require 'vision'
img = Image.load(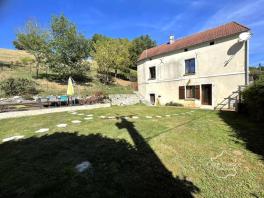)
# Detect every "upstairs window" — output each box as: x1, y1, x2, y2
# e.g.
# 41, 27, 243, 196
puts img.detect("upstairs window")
149, 66, 156, 80
185, 58, 195, 75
